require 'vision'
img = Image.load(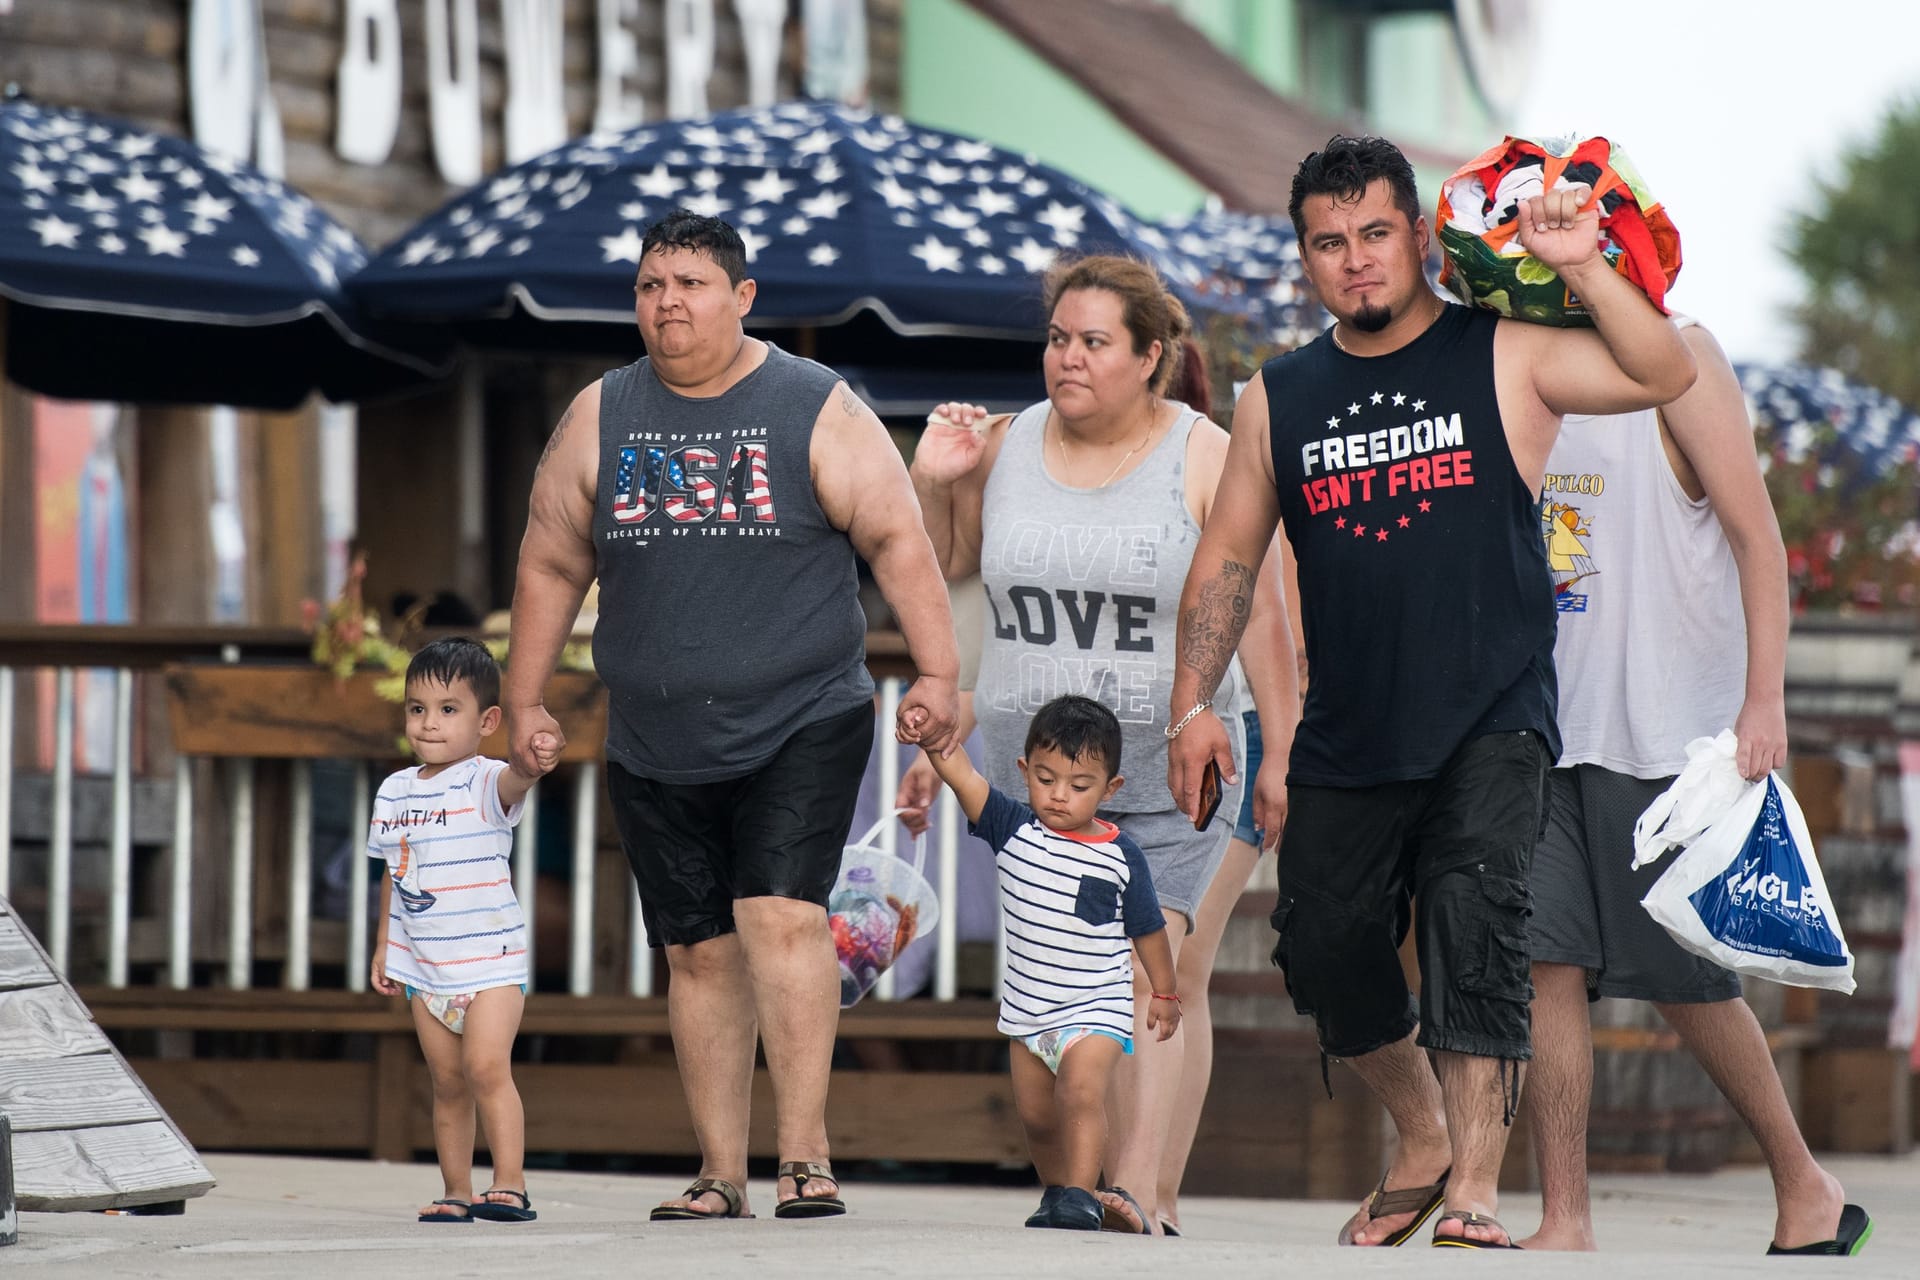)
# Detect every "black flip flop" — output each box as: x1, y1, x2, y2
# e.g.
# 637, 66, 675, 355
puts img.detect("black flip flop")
1431, 1210, 1522, 1249
1160, 1219, 1182, 1238
469, 1188, 537, 1222
1767, 1203, 1873, 1256
416, 1198, 472, 1223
